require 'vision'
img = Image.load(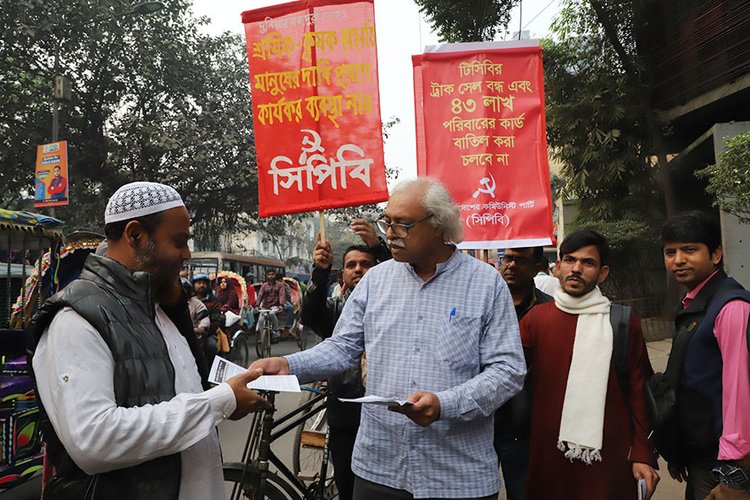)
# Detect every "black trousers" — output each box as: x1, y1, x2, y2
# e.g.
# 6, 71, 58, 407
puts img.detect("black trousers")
329, 427, 357, 500
352, 476, 498, 500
